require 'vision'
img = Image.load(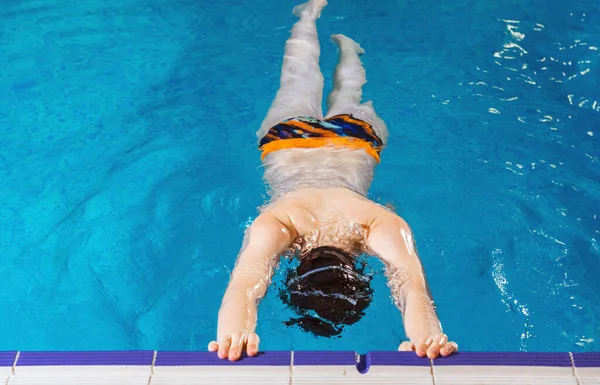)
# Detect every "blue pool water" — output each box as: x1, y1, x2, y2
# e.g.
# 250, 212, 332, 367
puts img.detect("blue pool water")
1, 0, 599, 354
